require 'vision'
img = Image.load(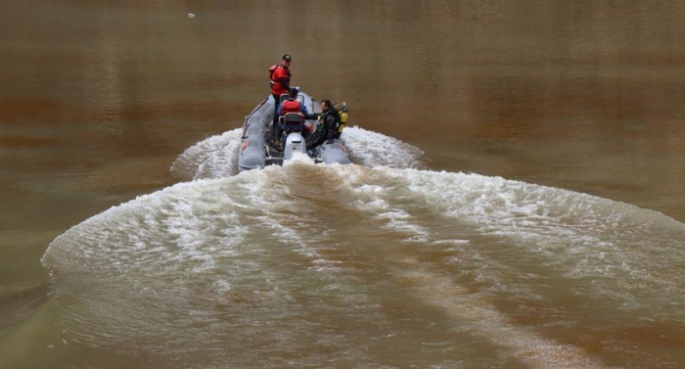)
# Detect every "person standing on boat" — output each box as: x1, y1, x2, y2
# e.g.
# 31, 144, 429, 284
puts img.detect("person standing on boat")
269, 54, 292, 126
306, 99, 342, 151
